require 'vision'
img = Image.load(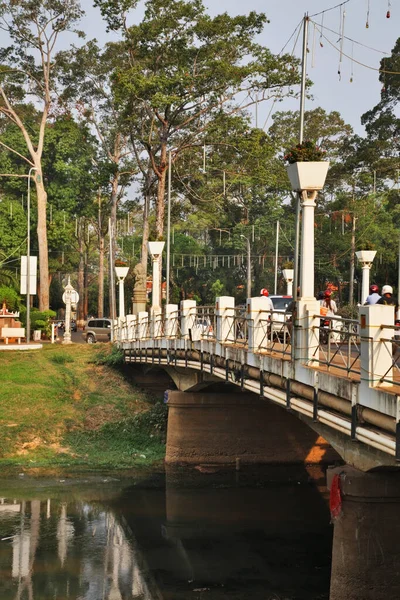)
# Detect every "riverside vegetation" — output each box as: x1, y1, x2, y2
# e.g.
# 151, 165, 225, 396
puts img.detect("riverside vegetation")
0, 345, 168, 471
